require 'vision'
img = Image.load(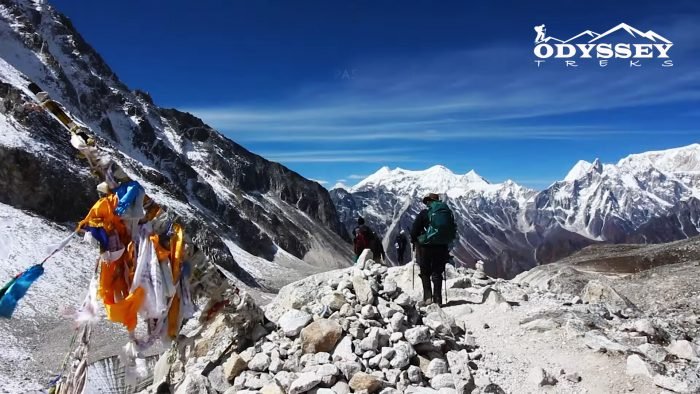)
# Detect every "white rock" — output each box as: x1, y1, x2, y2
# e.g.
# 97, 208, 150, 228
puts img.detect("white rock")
360, 327, 381, 351
666, 340, 698, 360
405, 326, 431, 345
653, 375, 691, 393
407, 365, 423, 384
331, 380, 351, 394
353, 275, 376, 305
395, 293, 412, 307
274, 371, 297, 391
336, 360, 363, 380
430, 374, 455, 390
390, 332, 404, 342
333, 336, 358, 362
279, 309, 313, 337
426, 358, 448, 379
288, 372, 322, 394
391, 342, 416, 369
322, 292, 347, 311
381, 347, 396, 359
521, 318, 560, 332
362, 305, 380, 319
249, 353, 271, 372
626, 355, 654, 378
527, 367, 557, 387
637, 343, 668, 363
